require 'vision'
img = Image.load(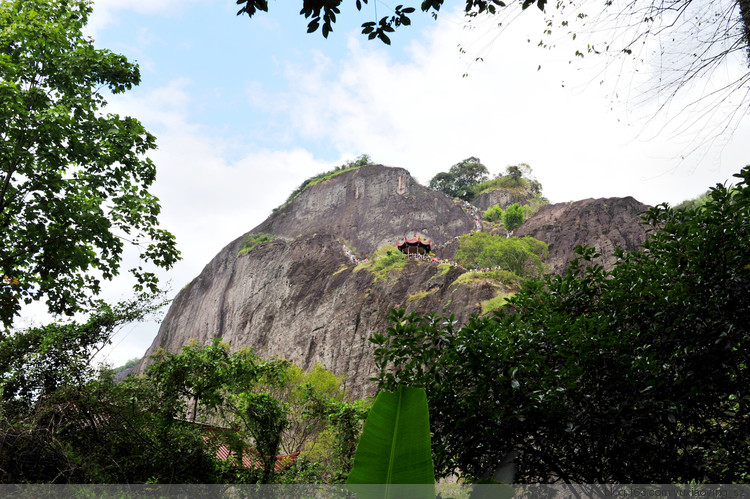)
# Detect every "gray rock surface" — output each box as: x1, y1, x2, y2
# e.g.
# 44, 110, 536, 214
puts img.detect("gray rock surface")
472, 184, 536, 211
515, 196, 650, 273
138, 233, 501, 397
254, 164, 476, 254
